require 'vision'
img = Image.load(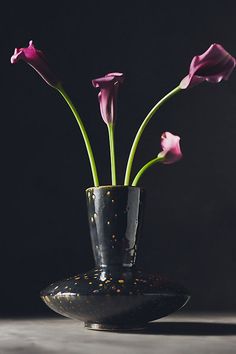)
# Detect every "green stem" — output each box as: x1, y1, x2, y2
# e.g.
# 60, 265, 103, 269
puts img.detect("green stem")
124, 85, 181, 185
57, 84, 99, 187
108, 124, 117, 185
132, 156, 164, 186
